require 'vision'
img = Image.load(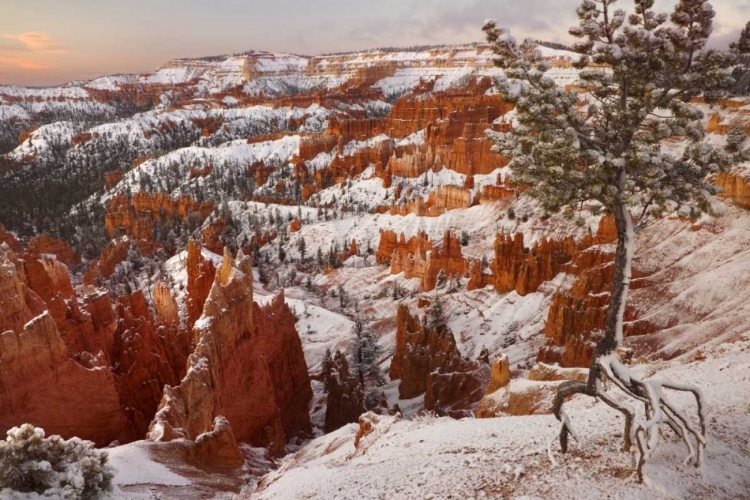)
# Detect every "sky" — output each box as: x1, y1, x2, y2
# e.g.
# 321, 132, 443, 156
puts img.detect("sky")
2, 0, 749, 86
